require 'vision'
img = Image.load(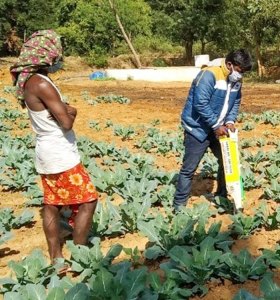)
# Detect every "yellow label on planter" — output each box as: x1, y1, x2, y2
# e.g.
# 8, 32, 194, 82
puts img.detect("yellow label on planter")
220, 130, 243, 209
